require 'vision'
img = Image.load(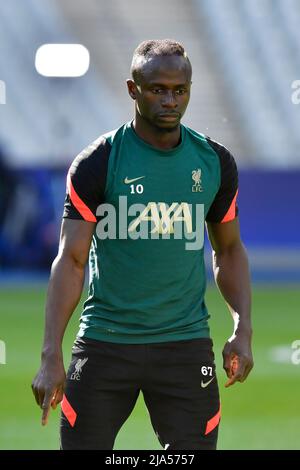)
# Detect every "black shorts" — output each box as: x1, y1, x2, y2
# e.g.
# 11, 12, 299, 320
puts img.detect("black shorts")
60, 337, 220, 450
